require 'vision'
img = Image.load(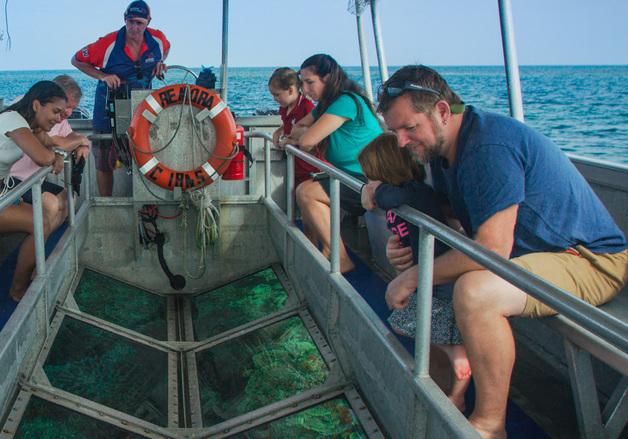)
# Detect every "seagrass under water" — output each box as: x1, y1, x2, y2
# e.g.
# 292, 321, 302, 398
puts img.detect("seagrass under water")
15, 396, 146, 439
74, 269, 168, 339
11, 267, 368, 437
